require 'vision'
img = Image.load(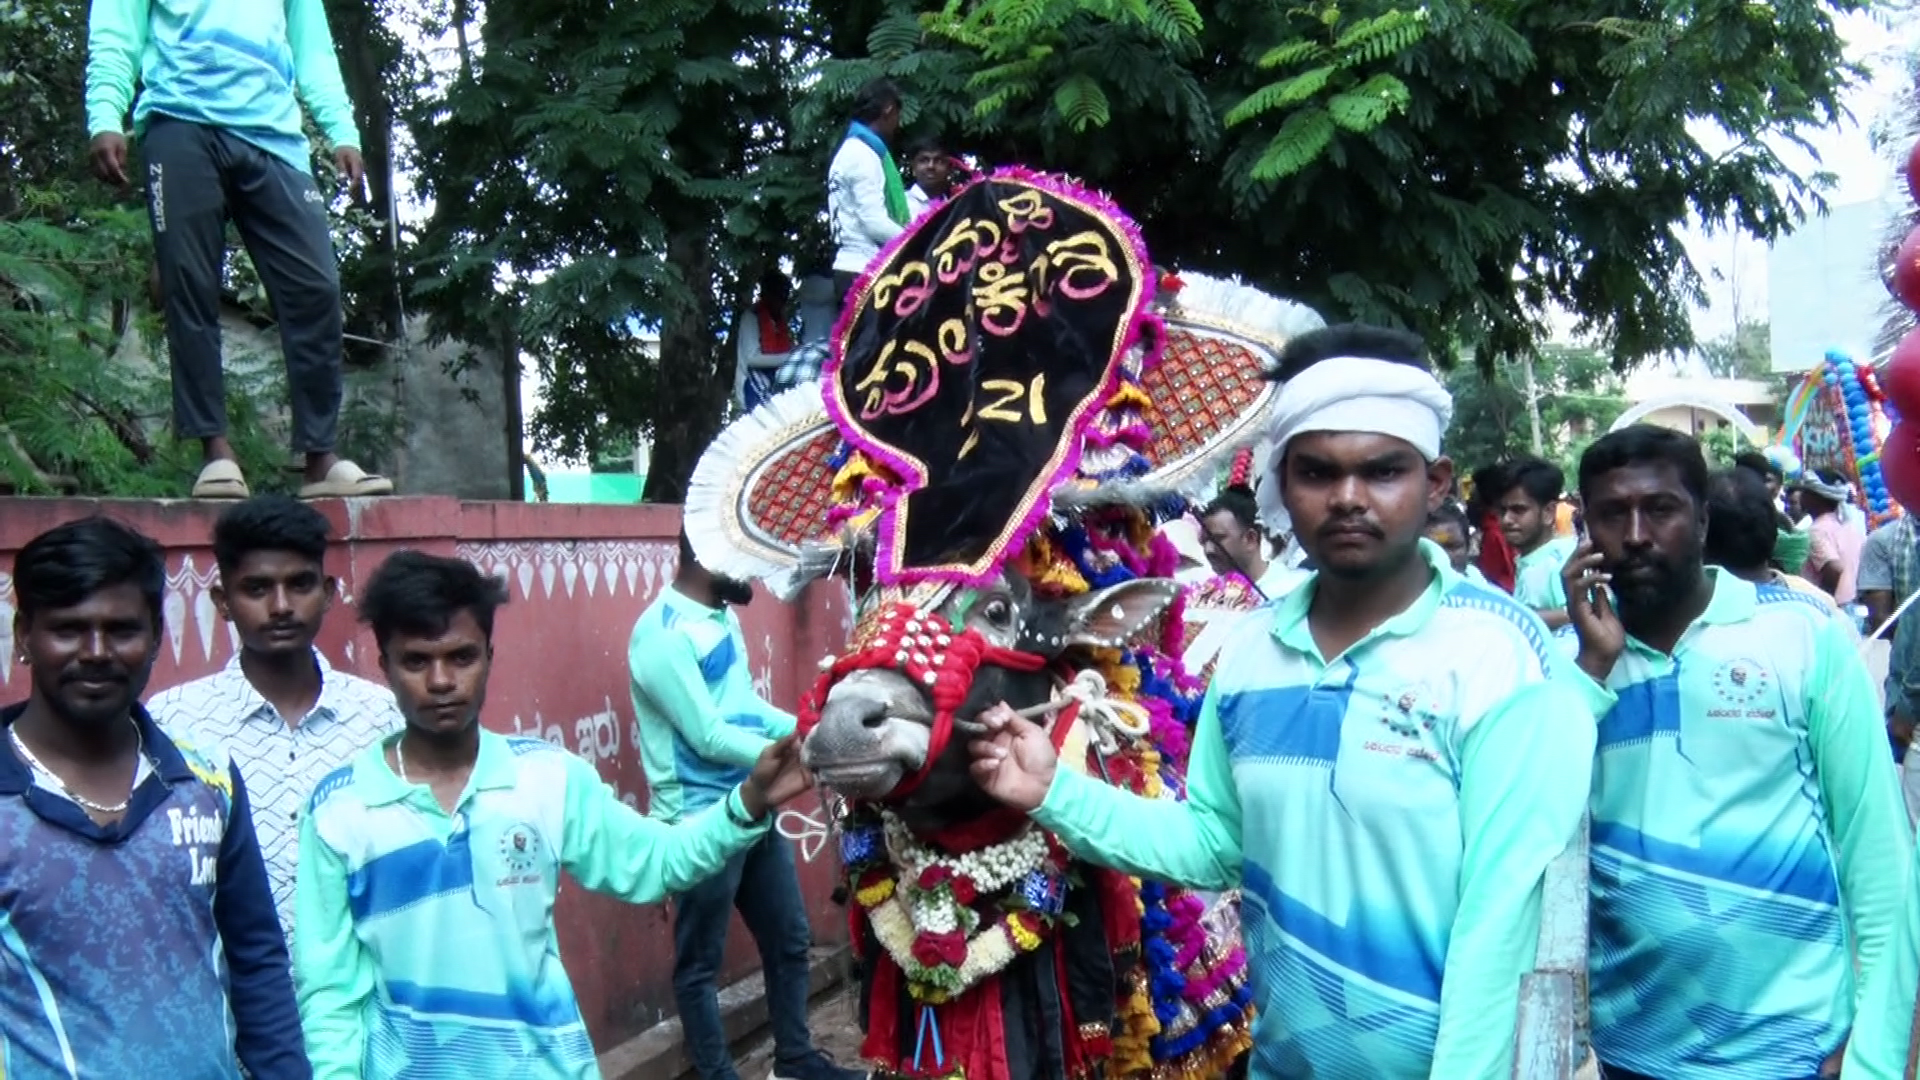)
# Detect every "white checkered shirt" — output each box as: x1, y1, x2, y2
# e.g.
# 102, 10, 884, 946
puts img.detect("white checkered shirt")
147, 648, 403, 938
